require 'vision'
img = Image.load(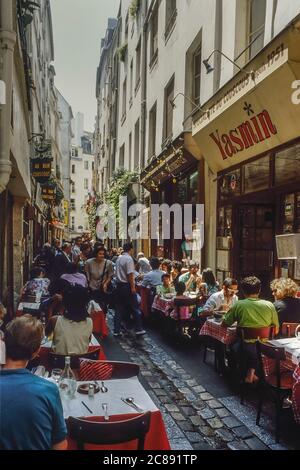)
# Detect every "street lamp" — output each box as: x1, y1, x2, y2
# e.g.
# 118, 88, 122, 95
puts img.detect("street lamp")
203, 49, 255, 80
